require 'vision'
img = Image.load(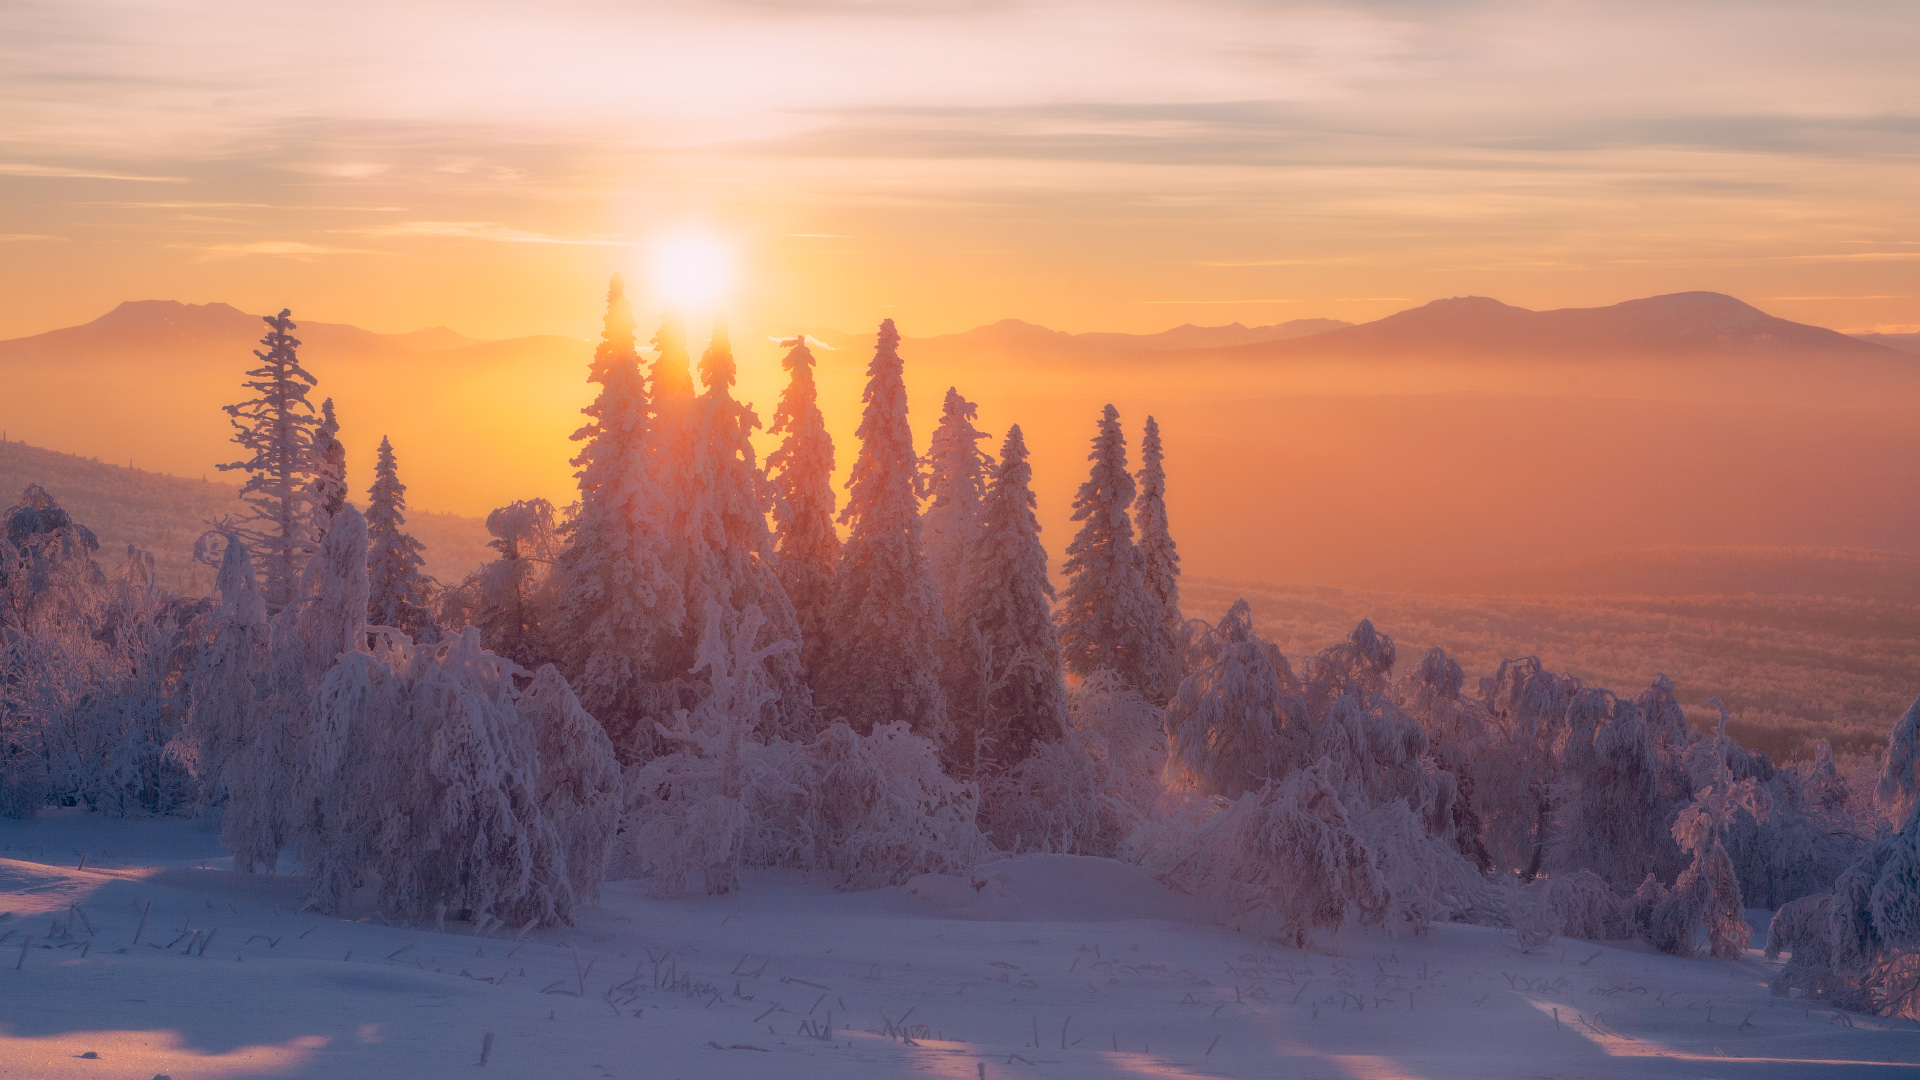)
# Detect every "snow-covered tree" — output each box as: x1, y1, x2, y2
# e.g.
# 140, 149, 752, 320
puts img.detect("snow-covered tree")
1550, 691, 1685, 891
922, 387, 992, 616
947, 425, 1069, 772
1166, 600, 1305, 798
1647, 783, 1752, 958
0, 483, 102, 621
263, 504, 372, 874
1134, 415, 1182, 699
1152, 760, 1390, 947
218, 310, 320, 612
818, 320, 947, 738
674, 322, 815, 740
766, 336, 839, 683
302, 628, 573, 926
551, 276, 682, 758
1880, 693, 1920, 823
365, 436, 438, 643
520, 663, 623, 903
177, 533, 272, 814
309, 398, 348, 531
1057, 405, 1161, 695
456, 499, 560, 670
